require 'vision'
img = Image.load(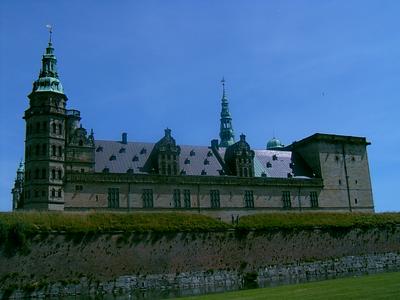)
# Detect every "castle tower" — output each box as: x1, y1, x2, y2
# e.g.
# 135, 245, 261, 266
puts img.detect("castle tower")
23, 28, 67, 210
219, 78, 235, 147
11, 161, 24, 210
